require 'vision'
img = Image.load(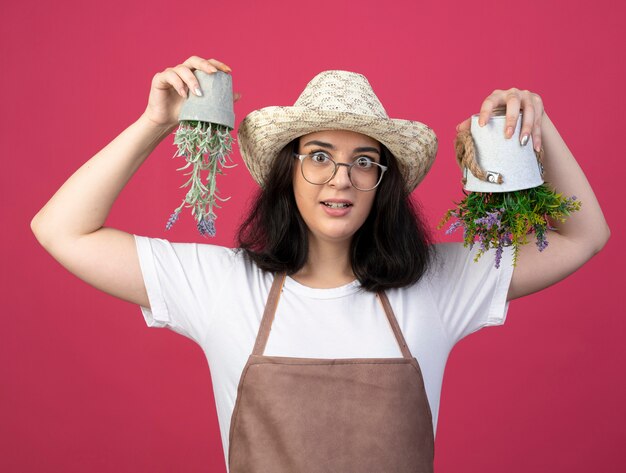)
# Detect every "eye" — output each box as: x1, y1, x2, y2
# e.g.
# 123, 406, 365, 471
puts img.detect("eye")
310, 151, 332, 164
354, 156, 375, 169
